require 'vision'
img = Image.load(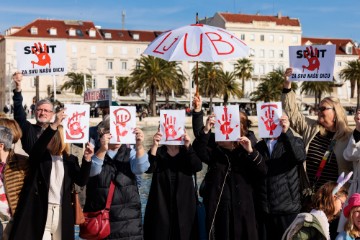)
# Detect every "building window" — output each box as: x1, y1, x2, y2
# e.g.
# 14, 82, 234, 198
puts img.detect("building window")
259, 65, 265, 74
250, 34, 255, 41
104, 33, 112, 39
121, 61, 127, 70
346, 46, 353, 54
279, 50, 284, 58
136, 48, 141, 54
49, 28, 57, 36
260, 49, 265, 58
71, 45, 77, 56
337, 61, 342, 67
90, 59, 97, 70
135, 60, 140, 69
260, 35, 265, 41
69, 29, 76, 36
107, 46, 113, 55
279, 65, 284, 70
92, 78, 96, 88
240, 34, 245, 40
71, 58, 77, 71
269, 65, 275, 72
292, 36, 298, 43
121, 47, 128, 55
107, 60, 113, 70
108, 78, 114, 89
89, 29, 96, 37
279, 35, 284, 43
30, 27, 38, 35
250, 48, 255, 56
269, 35, 274, 42
90, 46, 96, 54
132, 33, 140, 40
269, 50, 274, 58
